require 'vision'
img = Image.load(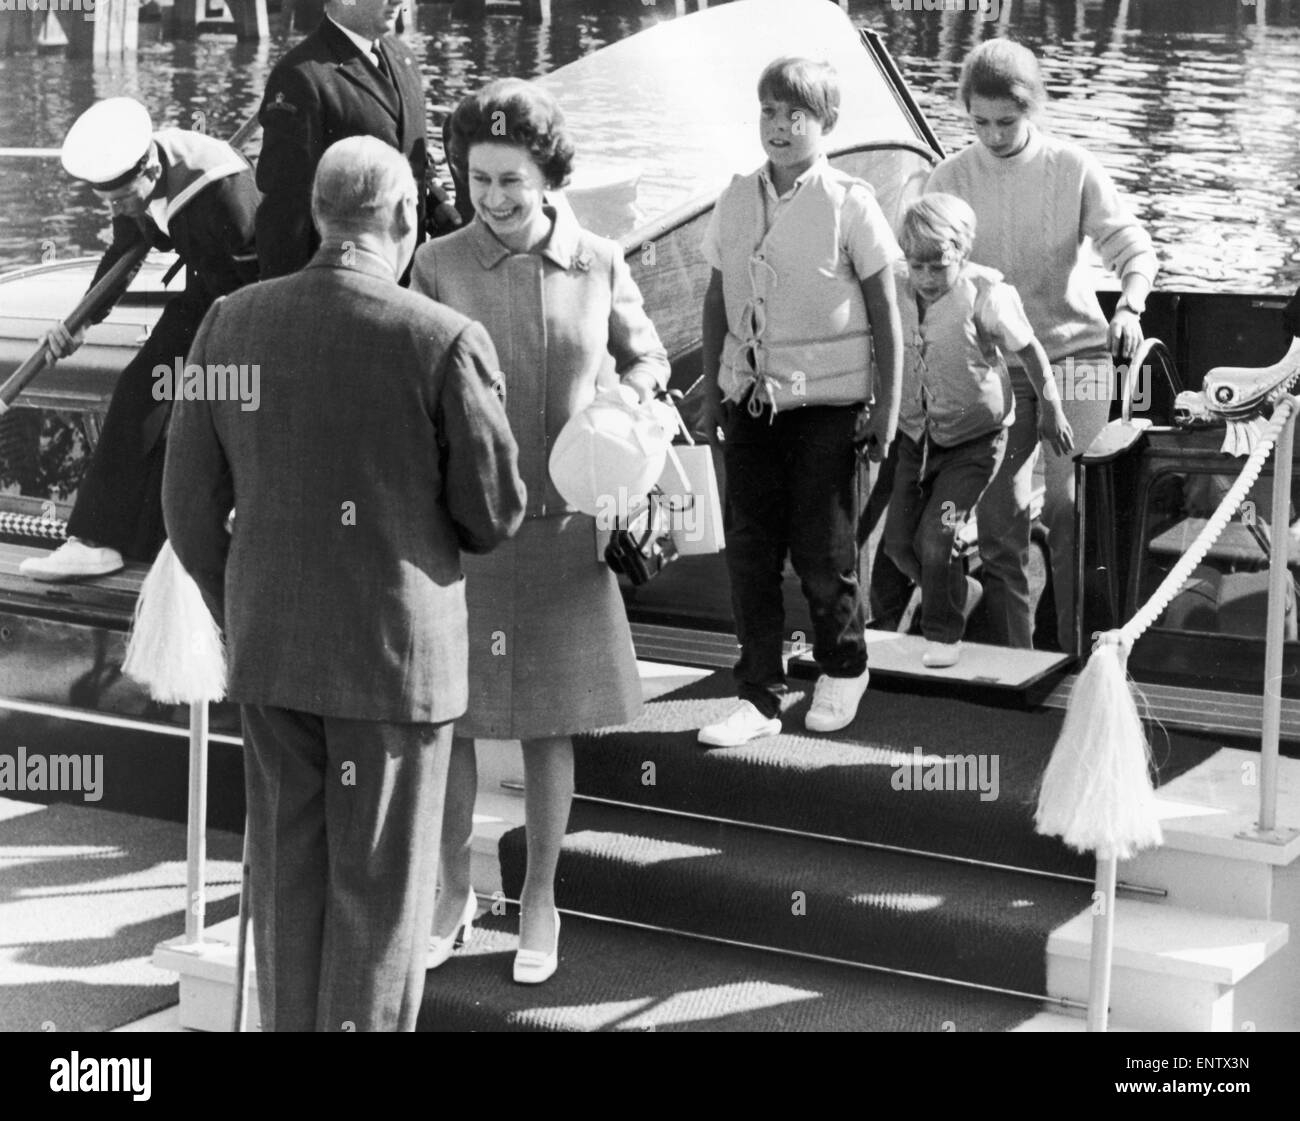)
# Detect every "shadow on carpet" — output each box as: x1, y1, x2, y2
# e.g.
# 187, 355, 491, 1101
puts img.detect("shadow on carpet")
0, 798, 243, 1031
419, 911, 1044, 1032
